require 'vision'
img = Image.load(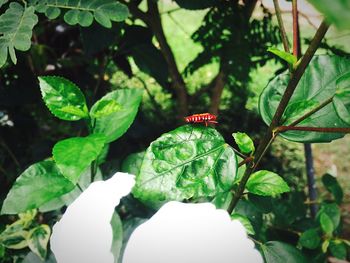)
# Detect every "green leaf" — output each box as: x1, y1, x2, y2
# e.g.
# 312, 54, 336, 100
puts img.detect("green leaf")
121, 151, 145, 176
232, 132, 255, 154
31, 0, 129, 28
1, 160, 74, 214
0, 244, 4, 258
230, 213, 255, 235
133, 125, 238, 207
320, 213, 334, 235
90, 99, 122, 119
299, 228, 321, 249
322, 239, 330, 253
38, 76, 88, 121
0, 2, 38, 67
322, 173, 343, 204
317, 203, 341, 230
268, 47, 297, 65
174, 0, 216, 10
329, 240, 347, 259
110, 212, 123, 263
334, 71, 350, 124
53, 134, 106, 184
307, 0, 350, 30
18, 209, 37, 228
259, 55, 350, 143
282, 100, 319, 125
1, 230, 28, 249
0, 0, 8, 8
27, 225, 51, 260
246, 170, 290, 196
261, 241, 308, 263
93, 89, 143, 143
44, 7, 60, 19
